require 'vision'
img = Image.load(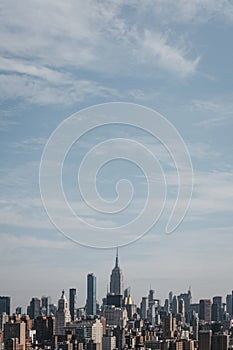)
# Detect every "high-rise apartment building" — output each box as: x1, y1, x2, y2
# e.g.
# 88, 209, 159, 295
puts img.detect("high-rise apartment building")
226, 294, 232, 316
164, 299, 169, 313
178, 298, 185, 320
199, 300, 212, 322
91, 319, 103, 349
29, 298, 41, 320
198, 330, 212, 350
212, 296, 222, 322
211, 333, 229, 350
163, 312, 176, 339
86, 274, 97, 316
41, 296, 51, 317
110, 249, 124, 296
103, 305, 128, 328
148, 289, 156, 325
172, 296, 178, 315
34, 316, 55, 344
4, 338, 19, 350
4, 321, 26, 350
190, 312, 199, 341
179, 290, 192, 322
69, 288, 77, 321
148, 289, 155, 306
0, 297, 10, 316
0, 313, 8, 332
140, 297, 148, 320
169, 291, 173, 311
102, 334, 116, 350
